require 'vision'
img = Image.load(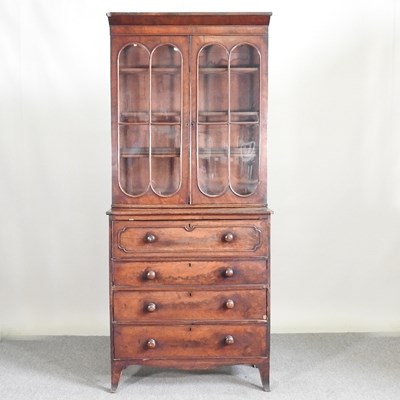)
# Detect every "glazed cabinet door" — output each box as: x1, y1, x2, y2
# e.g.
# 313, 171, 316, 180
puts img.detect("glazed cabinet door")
111, 36, 190, 205
191, 36, 268, 206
